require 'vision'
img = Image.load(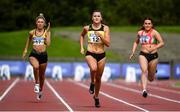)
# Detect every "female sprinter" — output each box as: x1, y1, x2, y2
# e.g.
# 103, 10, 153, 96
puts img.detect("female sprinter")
129, 17, 164, 98
80, 10, 110, 107
22, 13, 51, 100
